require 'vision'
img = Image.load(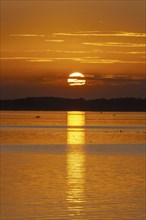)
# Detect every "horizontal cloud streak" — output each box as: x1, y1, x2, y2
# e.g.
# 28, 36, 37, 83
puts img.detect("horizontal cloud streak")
28, 59, 53, 62
45, 39, 64, 43
45, 50, 91, 54
85, 74, 145, 82
10, 34, 45, 37
2, 73, 145, 88
1, 56, 145, 64
3, 49, 145, 58
101, 51, 146, 55
83, 42, 145, 48
53, 31, 146, 38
